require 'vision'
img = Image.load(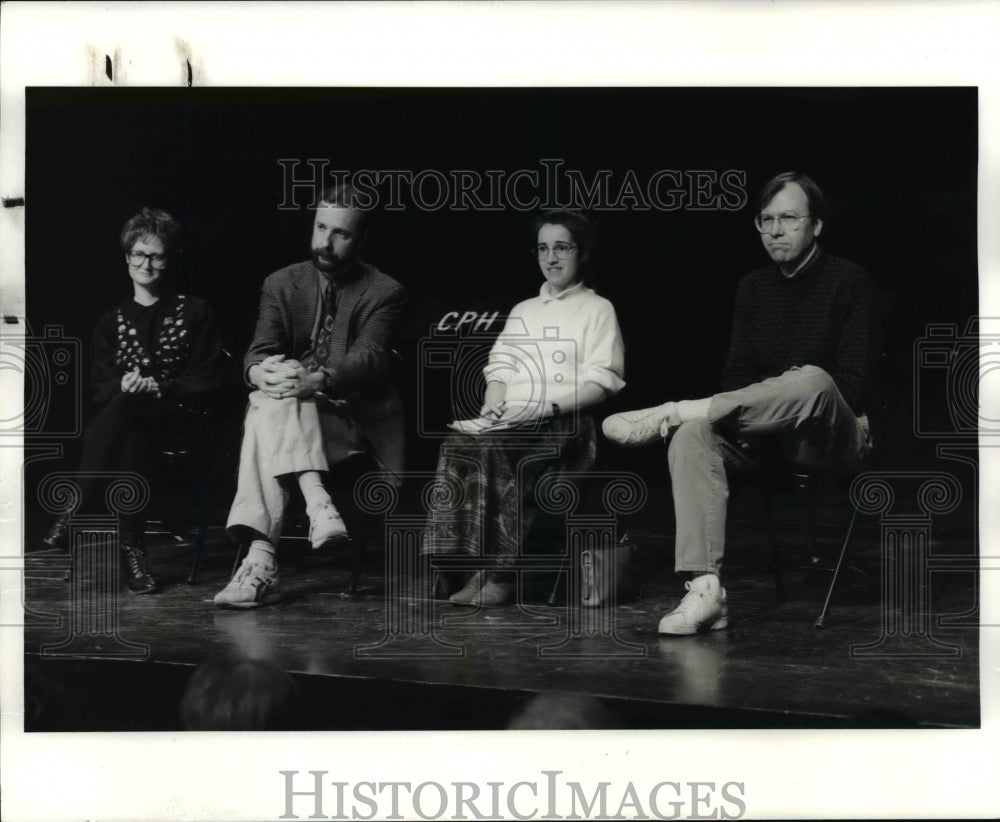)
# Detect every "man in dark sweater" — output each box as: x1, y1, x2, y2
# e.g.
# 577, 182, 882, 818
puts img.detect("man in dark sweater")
603, 171, 878, 635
